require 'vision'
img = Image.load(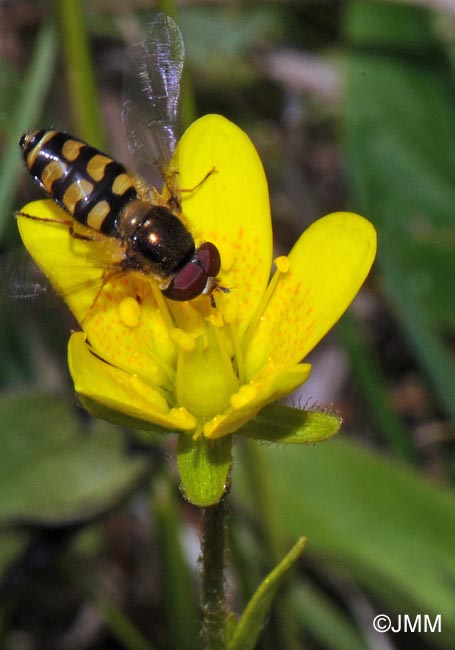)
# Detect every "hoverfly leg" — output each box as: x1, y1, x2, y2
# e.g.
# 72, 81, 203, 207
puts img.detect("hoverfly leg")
80, 265, 124, 326
163, 166, 217, 212
180, 166, 217, 194
15, 211, 74, 229
67, 225, 96, 242
210, 283, 230, 309
15, 211, 96, 242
